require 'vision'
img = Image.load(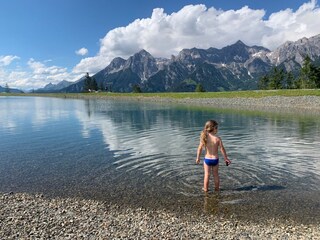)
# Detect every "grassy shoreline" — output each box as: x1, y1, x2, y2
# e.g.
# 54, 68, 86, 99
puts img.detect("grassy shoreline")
2, 89, 320, 99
